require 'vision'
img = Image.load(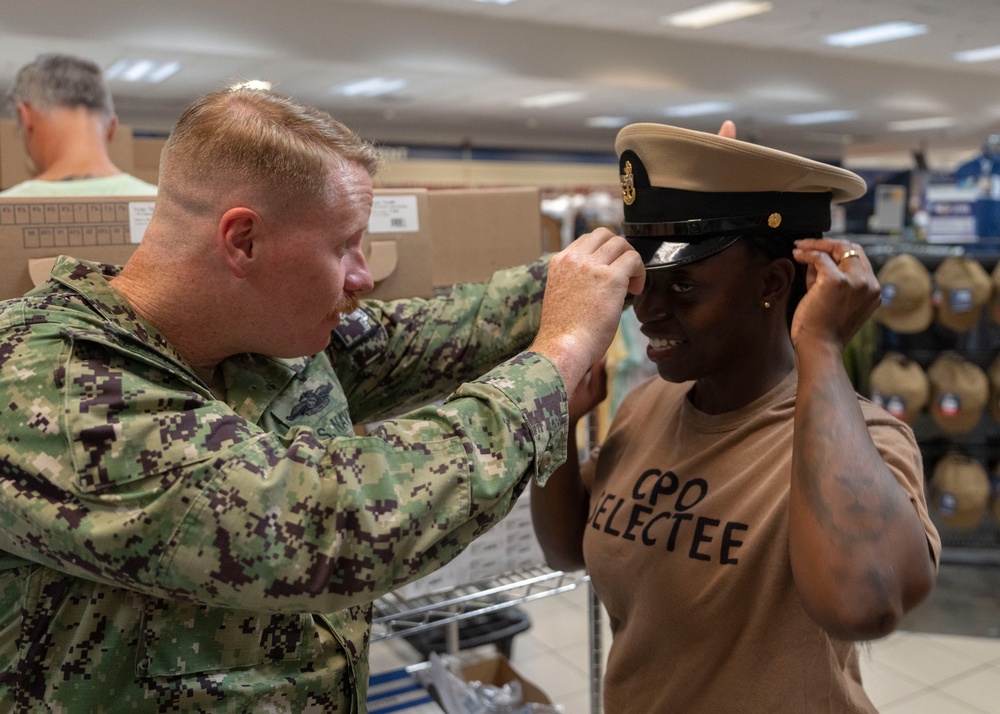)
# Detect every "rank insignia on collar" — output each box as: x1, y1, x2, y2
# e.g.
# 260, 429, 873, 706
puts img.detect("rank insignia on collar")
621, 160, 636, 206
